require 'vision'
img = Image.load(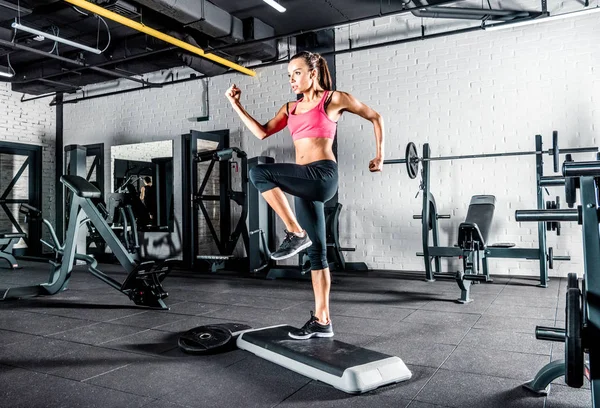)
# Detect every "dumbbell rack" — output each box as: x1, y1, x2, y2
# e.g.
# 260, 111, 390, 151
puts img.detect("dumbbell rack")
418, 134, 574, 301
